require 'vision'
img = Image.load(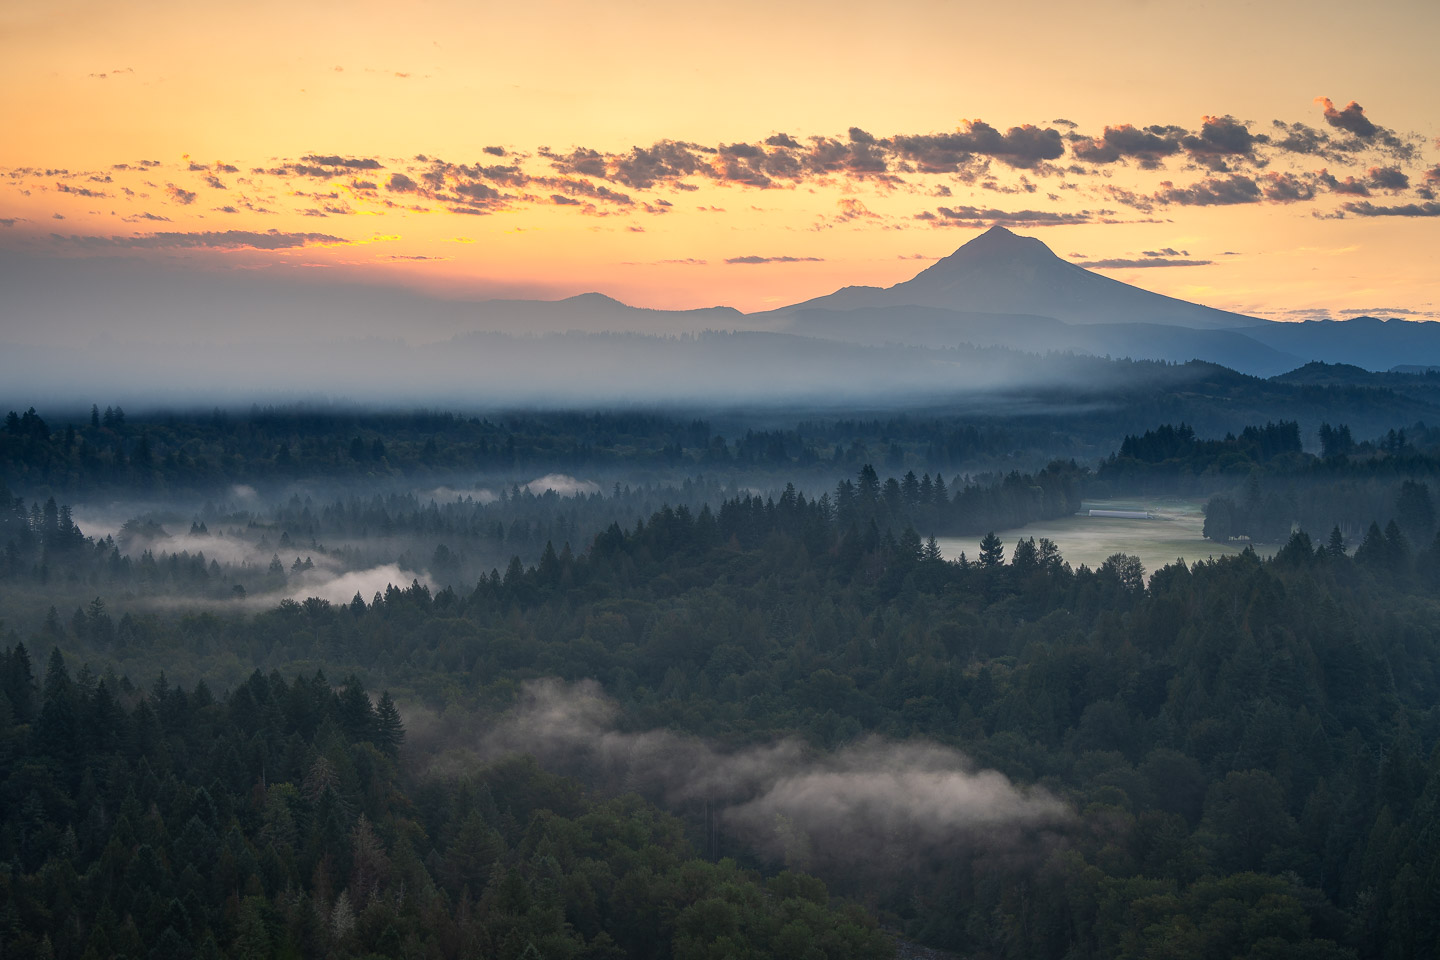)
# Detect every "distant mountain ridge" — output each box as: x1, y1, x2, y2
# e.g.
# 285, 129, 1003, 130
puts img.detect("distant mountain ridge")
758, 228, 1440, 375
763, 226, 1266, 330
